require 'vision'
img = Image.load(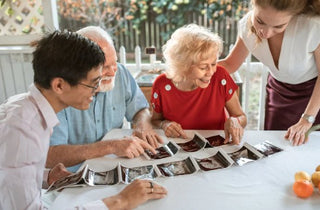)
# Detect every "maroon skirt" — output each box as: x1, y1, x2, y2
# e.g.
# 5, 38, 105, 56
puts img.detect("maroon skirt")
264, 74, 320, 130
